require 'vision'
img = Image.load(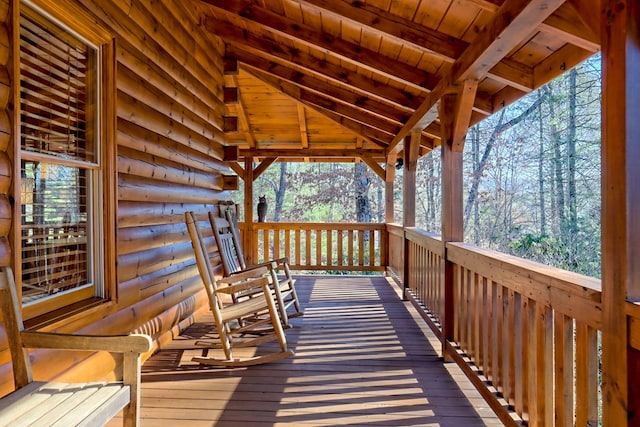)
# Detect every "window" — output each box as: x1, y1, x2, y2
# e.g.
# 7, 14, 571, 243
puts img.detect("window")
17, 3, 112, 314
